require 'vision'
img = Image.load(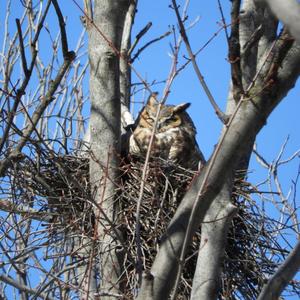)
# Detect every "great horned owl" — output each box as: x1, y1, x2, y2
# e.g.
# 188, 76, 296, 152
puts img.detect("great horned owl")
129, 93, 204, 170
